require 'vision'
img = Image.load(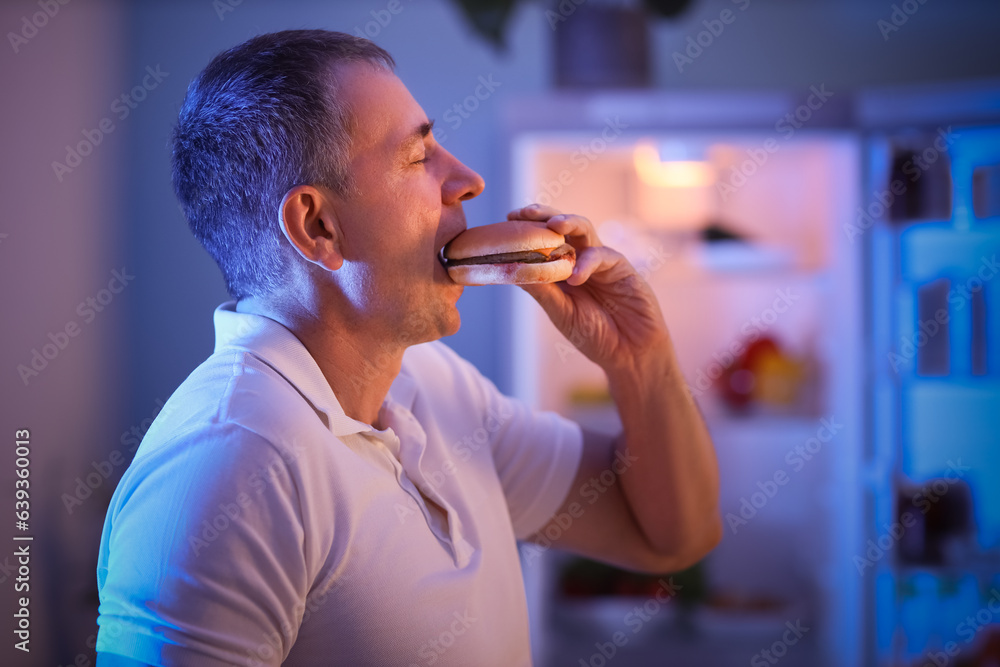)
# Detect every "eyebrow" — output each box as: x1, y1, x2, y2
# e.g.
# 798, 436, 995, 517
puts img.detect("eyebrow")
398, 120, 435, 155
